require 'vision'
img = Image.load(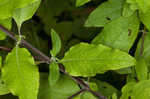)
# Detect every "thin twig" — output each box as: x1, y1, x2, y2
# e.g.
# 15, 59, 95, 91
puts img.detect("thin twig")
0, 46, 11, 52
0, 25, 50, 63
67, 89, 86, 99
0, 24, 107, 99
140, 28, 147, 56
